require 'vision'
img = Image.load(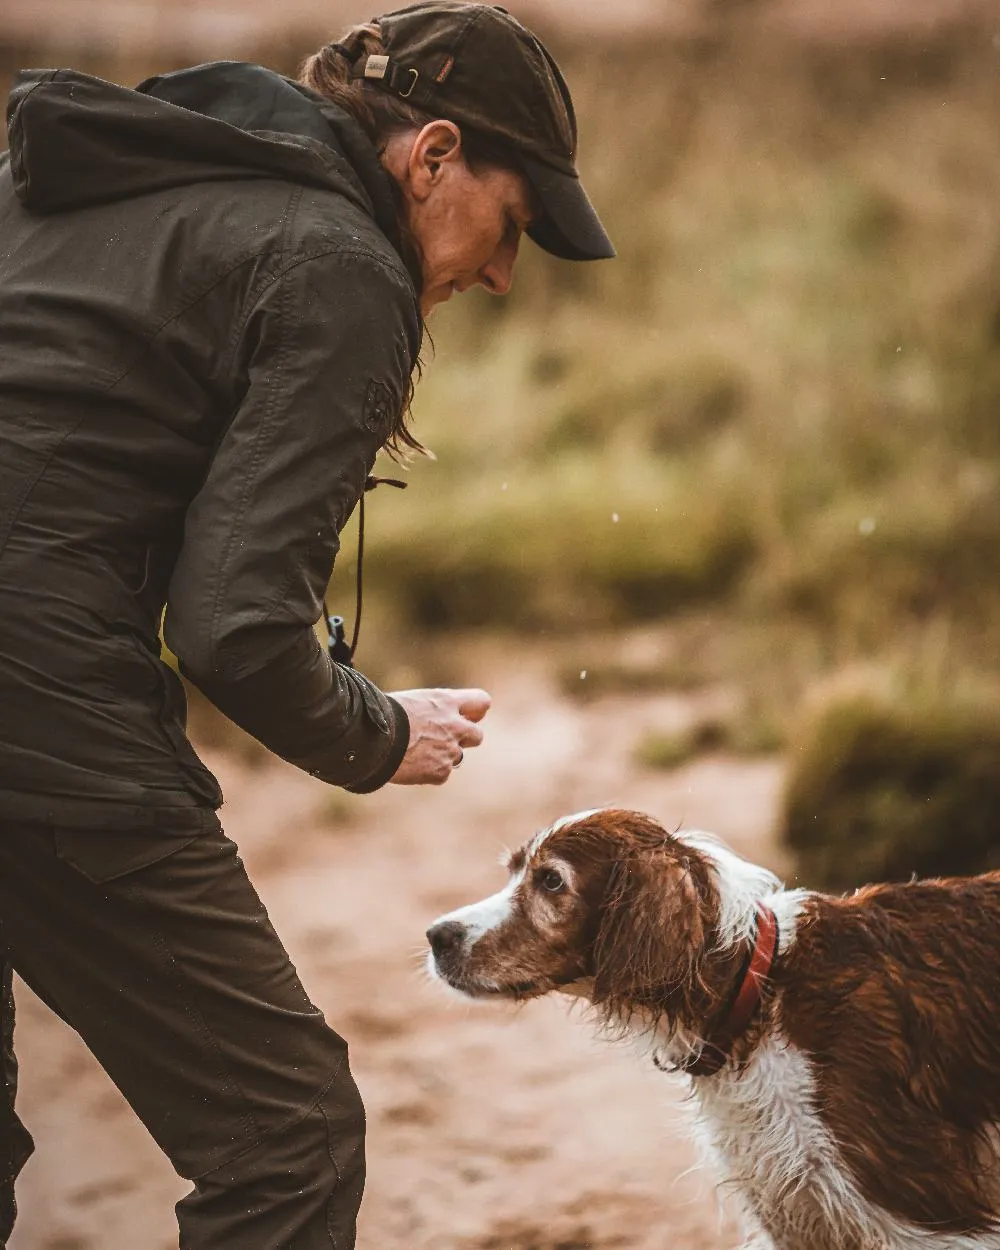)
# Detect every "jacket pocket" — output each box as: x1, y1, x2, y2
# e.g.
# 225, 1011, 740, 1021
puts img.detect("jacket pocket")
0, 413, 80, 558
